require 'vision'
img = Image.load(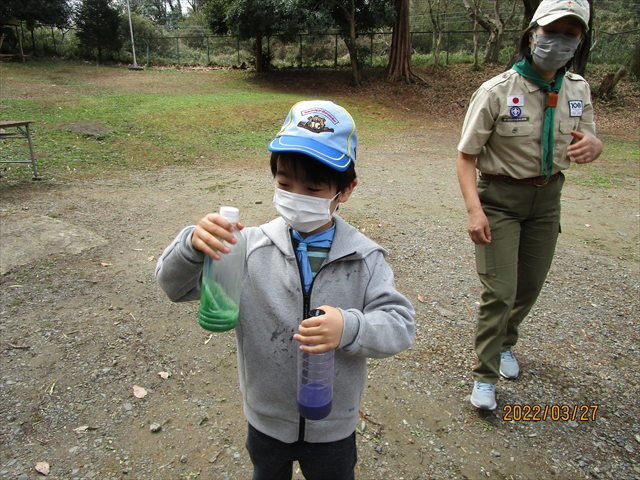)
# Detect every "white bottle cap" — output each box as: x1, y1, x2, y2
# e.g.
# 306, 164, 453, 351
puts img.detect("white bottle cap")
219, 206, 239, 223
